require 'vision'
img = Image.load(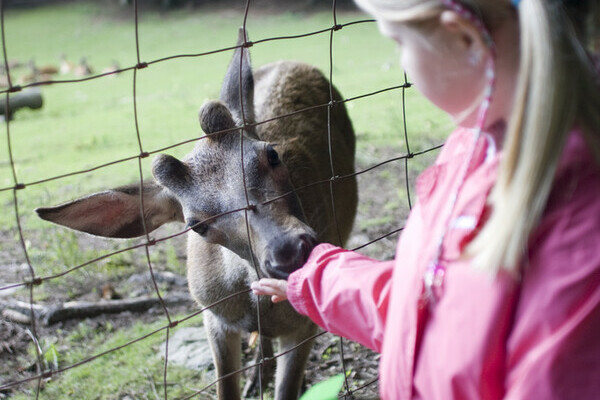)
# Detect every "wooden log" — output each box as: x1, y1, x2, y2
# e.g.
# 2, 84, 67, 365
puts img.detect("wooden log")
0, 293, 192, 325
2, 308, 31, 324
0, 88, 43, 118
